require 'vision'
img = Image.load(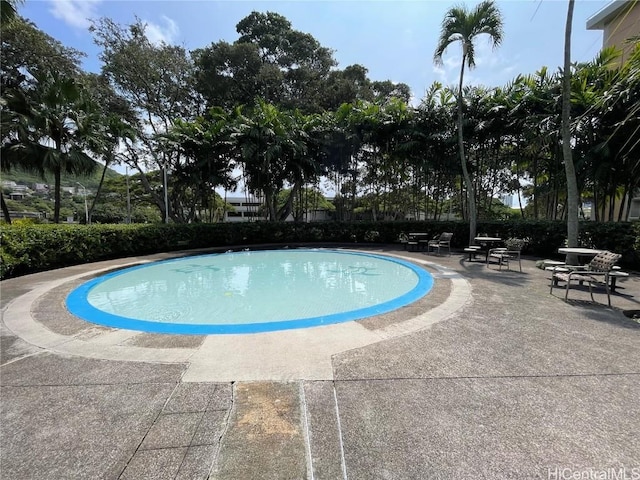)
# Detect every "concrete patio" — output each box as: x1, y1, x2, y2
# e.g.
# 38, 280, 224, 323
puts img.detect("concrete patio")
1, 246, 639, 479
